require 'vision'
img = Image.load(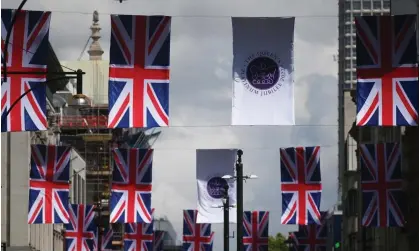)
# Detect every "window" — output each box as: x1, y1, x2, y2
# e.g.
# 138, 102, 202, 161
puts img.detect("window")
363, 1, 371, 9
344, 83, 352, 90
352, 71, 357, 80
345, 60, 352, 69
345, 13, 352, 22
344, 24, 351, 34
352, 13, 361, 23
373, 0, 381, 9
345, 48, 352, 57
383, 1, 390, 9
352, 1, 361, 10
